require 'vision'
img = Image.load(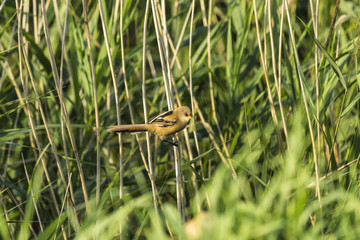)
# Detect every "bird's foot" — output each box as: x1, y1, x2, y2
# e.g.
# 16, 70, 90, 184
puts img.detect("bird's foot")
163, 138, 178, 146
